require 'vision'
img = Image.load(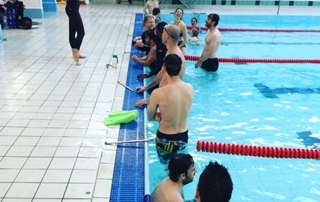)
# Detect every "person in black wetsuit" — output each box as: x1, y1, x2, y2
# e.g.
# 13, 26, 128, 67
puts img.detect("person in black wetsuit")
134, 22, 168, 108
132, 30, 157, 77
66, 0, 85, 66
137, 22, 167, 79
